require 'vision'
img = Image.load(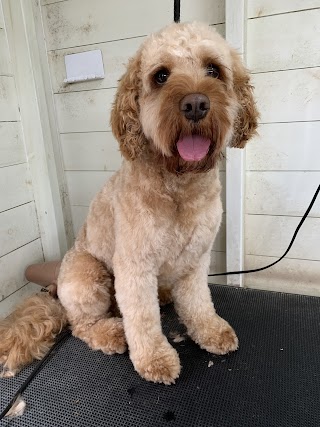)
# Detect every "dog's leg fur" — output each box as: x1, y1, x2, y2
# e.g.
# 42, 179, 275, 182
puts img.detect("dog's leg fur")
0, 293, 67, 377
113, 256, 180, 384
173, 252, 238, 355
58, 249, 126, 355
